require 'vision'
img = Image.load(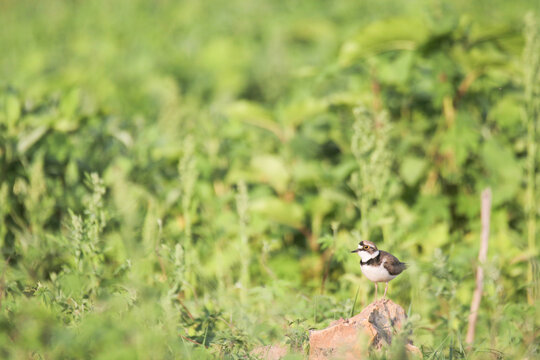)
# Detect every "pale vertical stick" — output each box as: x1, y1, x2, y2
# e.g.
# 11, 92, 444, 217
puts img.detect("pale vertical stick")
236, 180, 249, 303
466, 188, 492, 346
